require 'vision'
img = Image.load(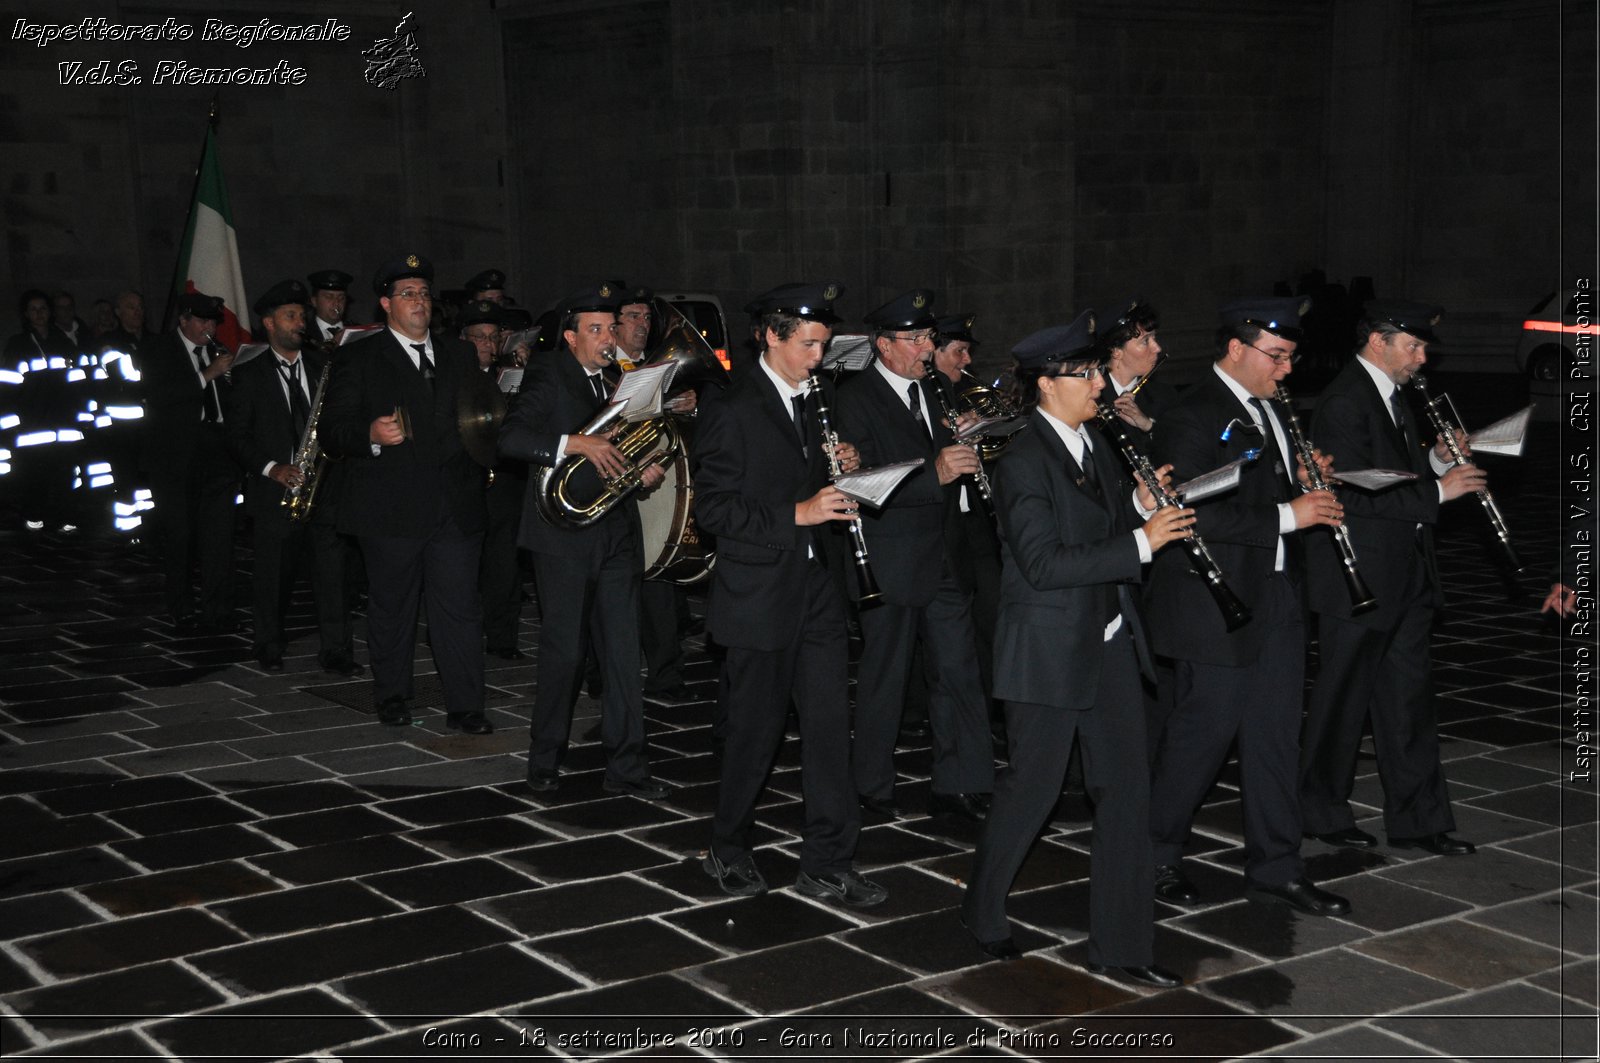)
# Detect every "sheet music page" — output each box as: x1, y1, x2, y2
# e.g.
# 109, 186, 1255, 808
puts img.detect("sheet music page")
1332, 468, 1421, 491
611, 361, 679, 421
955, 414, 1027, 444
1467, 404, 1533, 457
231, 343, 270, 370
337, 324, 384, 347
821, 335, 875, 372
1174, 457, 1250, 503
496, 367, 524, 394
500, 327, 539, 358
834, 459, 925, 508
